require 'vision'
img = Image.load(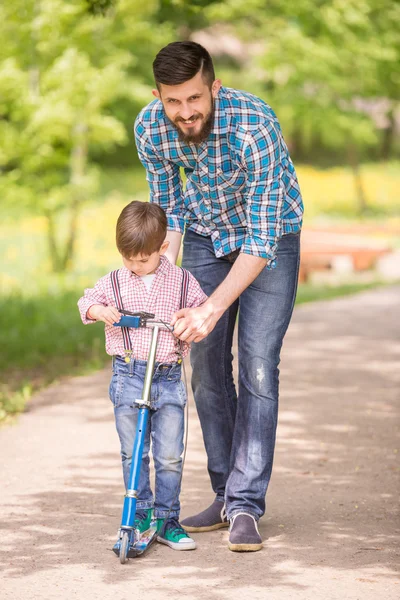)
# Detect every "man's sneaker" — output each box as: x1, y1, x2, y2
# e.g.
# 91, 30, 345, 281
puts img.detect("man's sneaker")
181, 500, 228, 532
157, 517, 196, 551
228, 513, 263, 552
134, 508, 153, 533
